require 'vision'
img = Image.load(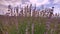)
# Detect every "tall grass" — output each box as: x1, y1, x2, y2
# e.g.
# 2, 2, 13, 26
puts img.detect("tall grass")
0, 16, 60, 34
